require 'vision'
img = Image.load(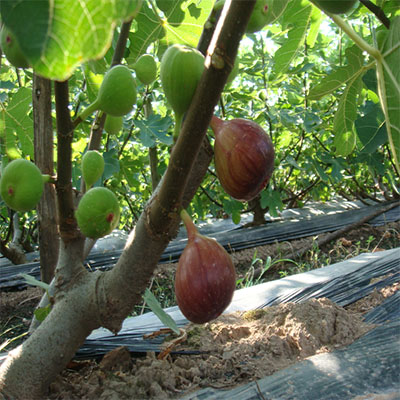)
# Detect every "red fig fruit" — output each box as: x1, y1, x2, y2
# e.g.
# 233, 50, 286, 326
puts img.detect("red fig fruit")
175, 210, 236, 324
210, 116, 275, 202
